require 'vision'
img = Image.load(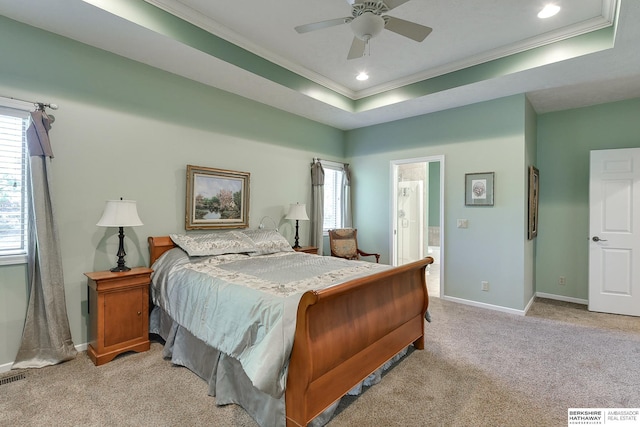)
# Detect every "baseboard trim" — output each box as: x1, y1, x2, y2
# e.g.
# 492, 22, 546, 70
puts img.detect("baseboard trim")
441, 295, 527, 316
536, 292, 588, 306
0, 342, 88, 374
524, 294, 536, 314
